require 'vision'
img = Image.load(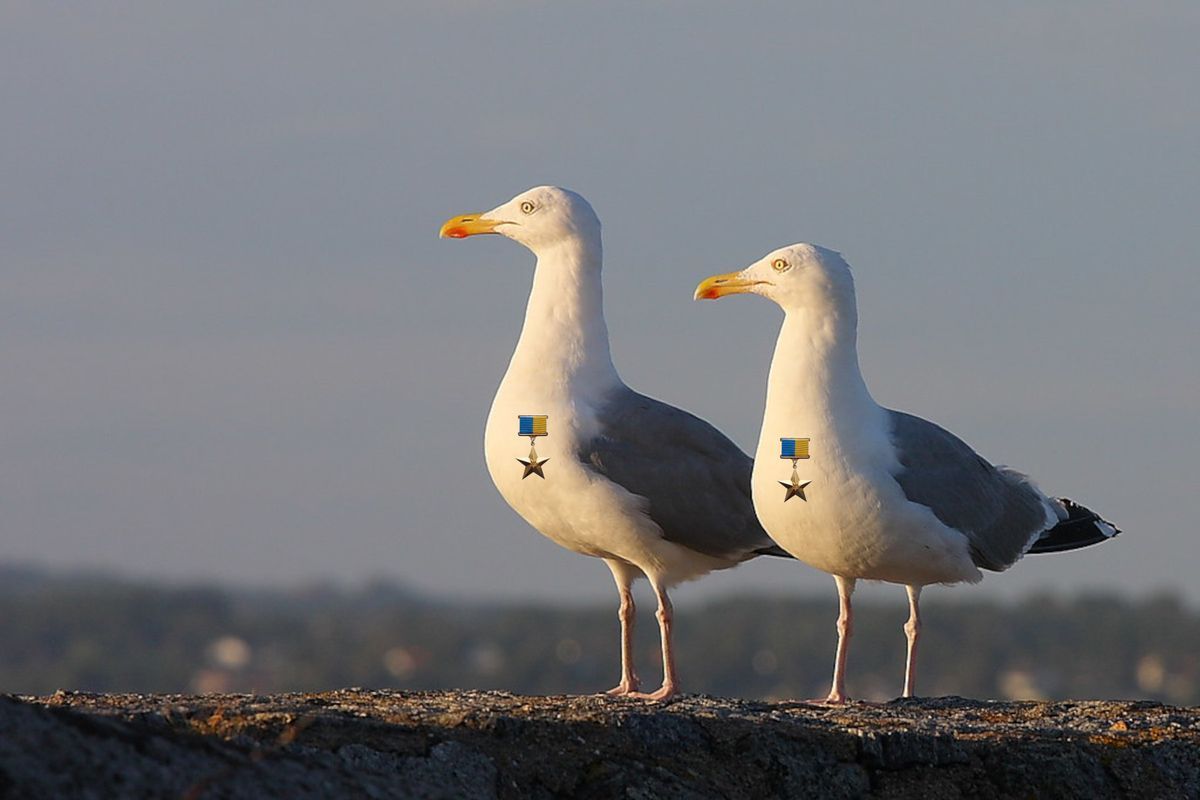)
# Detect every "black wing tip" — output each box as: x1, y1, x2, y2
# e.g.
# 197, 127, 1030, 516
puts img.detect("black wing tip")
755, 544, 796, 559
1028, 498, 1120, 555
